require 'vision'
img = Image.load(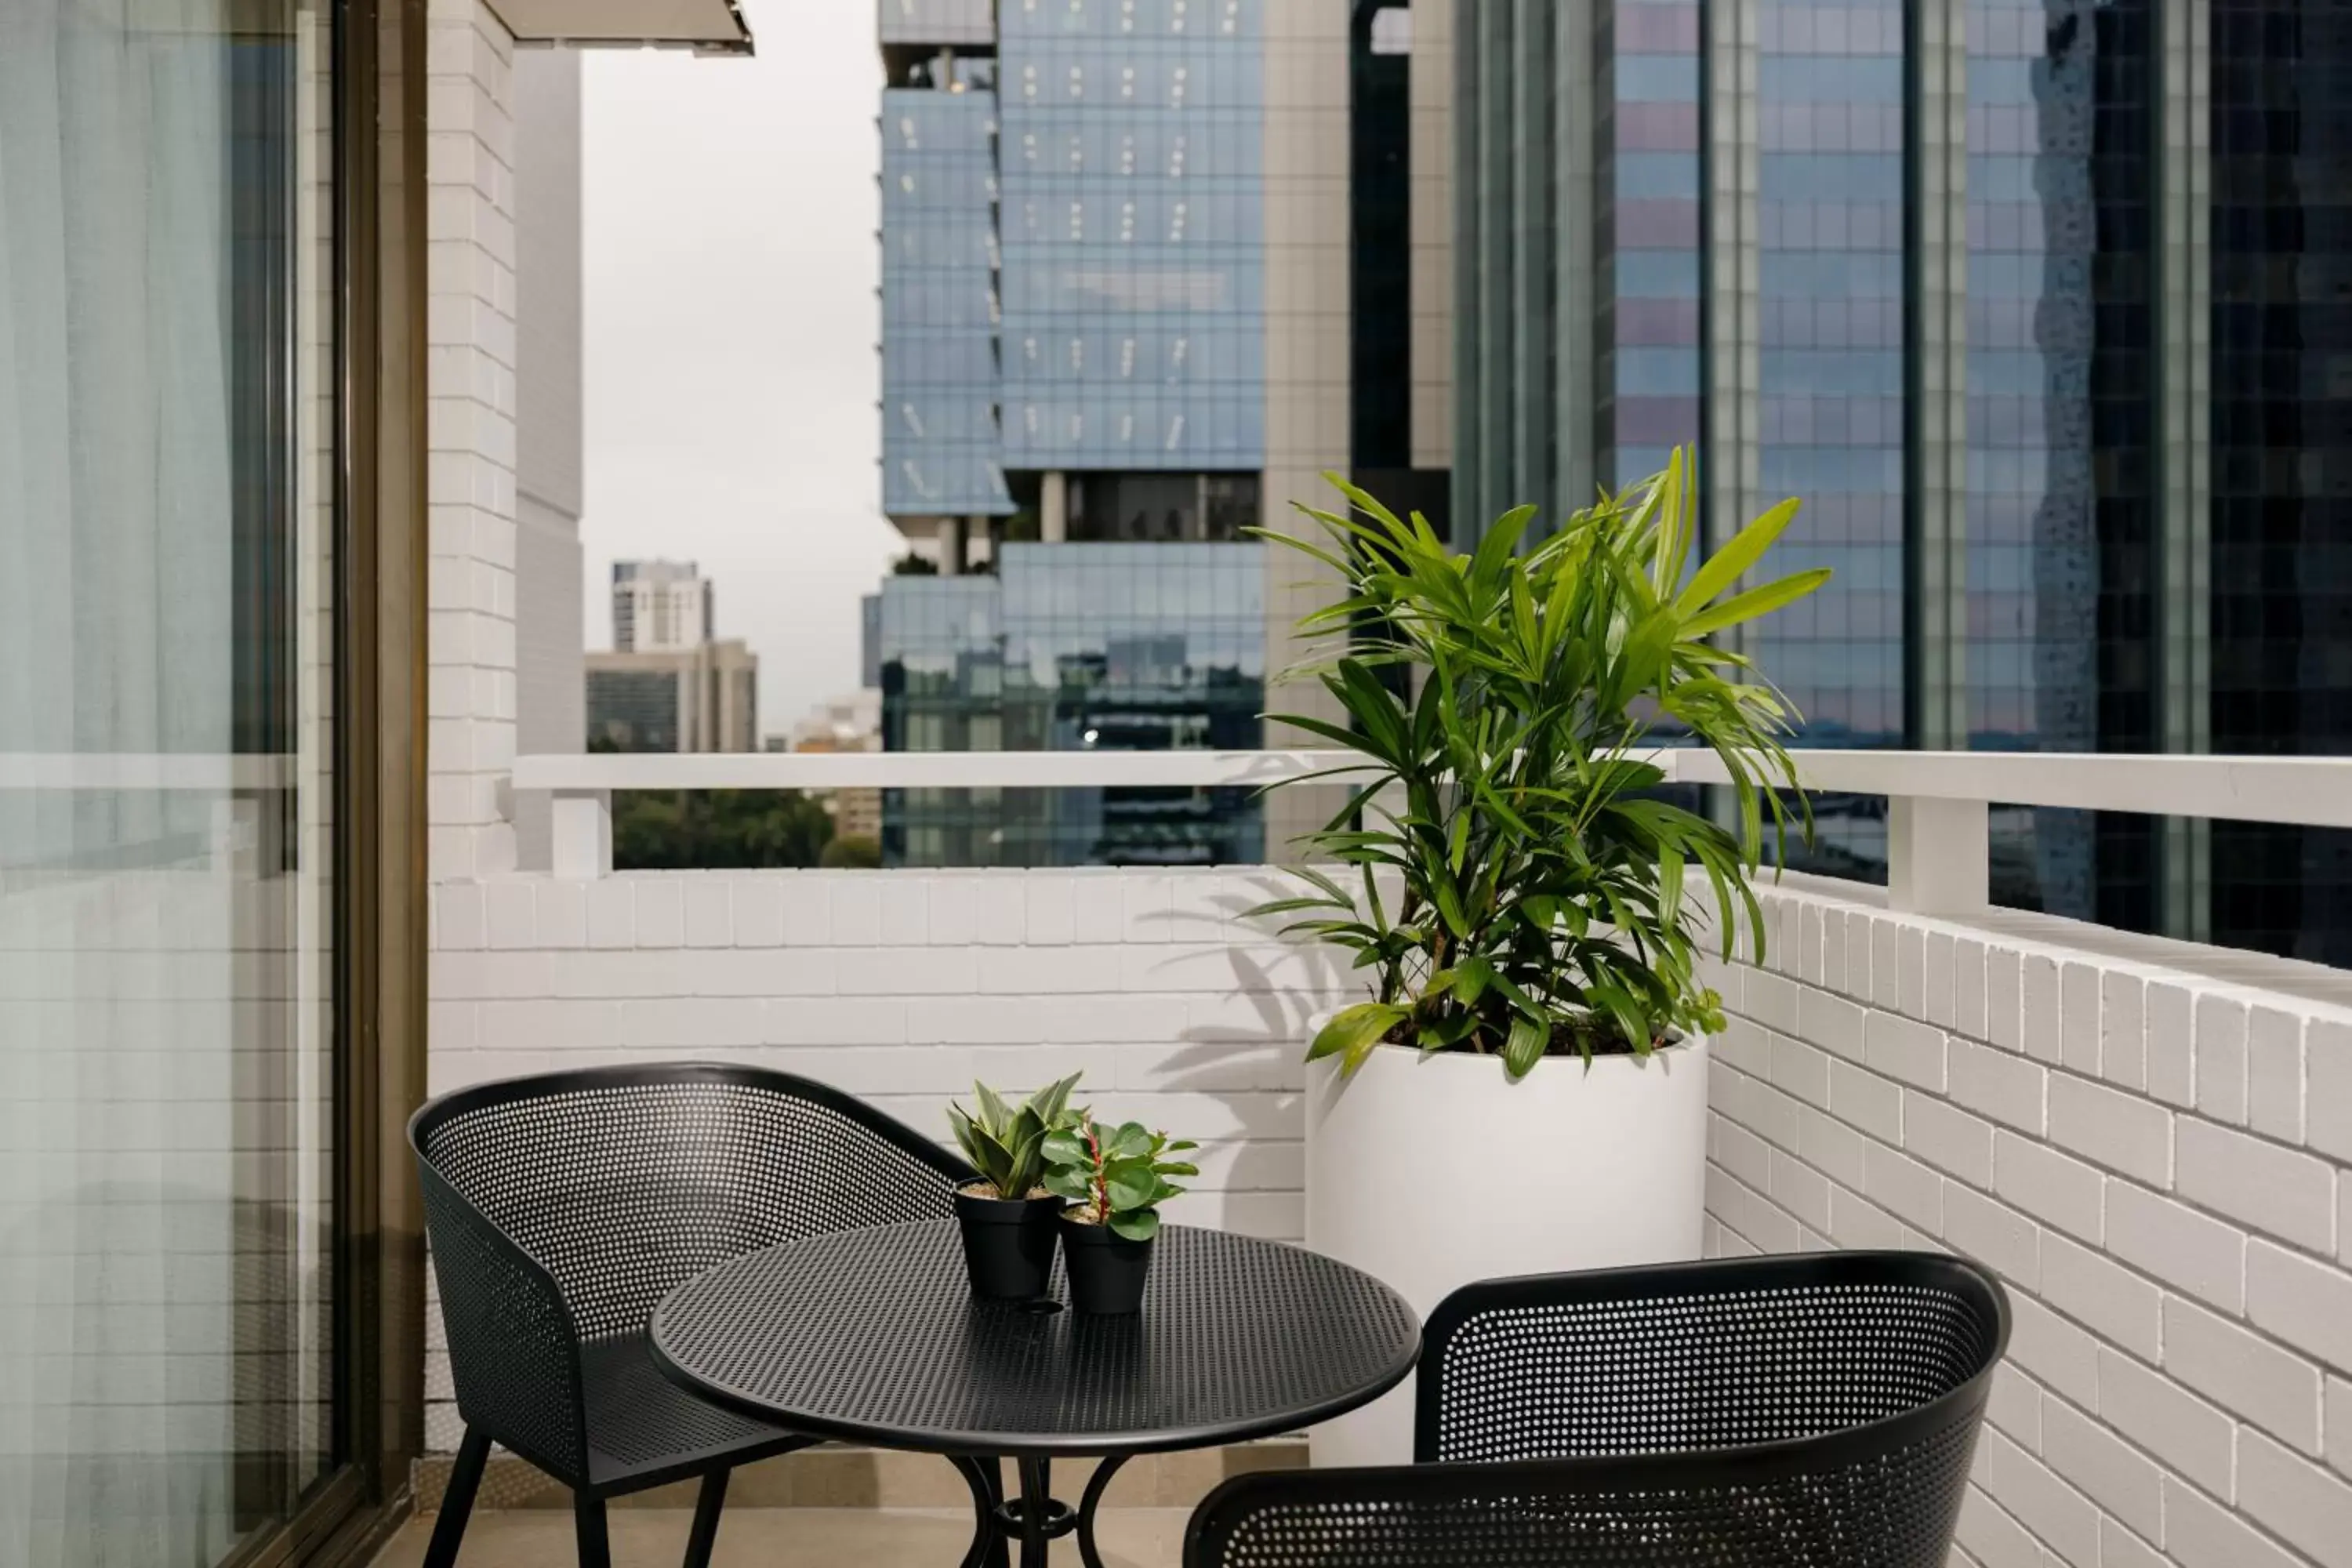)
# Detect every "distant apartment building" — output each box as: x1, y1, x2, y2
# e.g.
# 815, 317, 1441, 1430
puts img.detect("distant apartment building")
872, 0, 1454, 866
588, 562, 757, 751
586, 642, 759, 753
782, 690, 884, 844
611, 558, 715, 652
